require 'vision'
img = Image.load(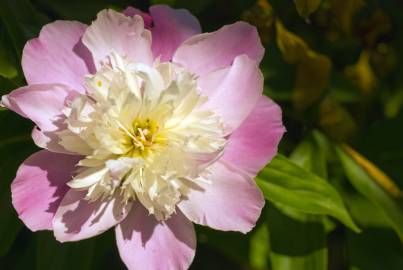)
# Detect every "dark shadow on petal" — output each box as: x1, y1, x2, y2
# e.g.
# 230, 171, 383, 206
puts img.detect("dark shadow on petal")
120, 203, 157, 246
22, 151, 80, 217
59, 191, 96, 234
73, 38, 96, 75
166, 209, 196, 249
